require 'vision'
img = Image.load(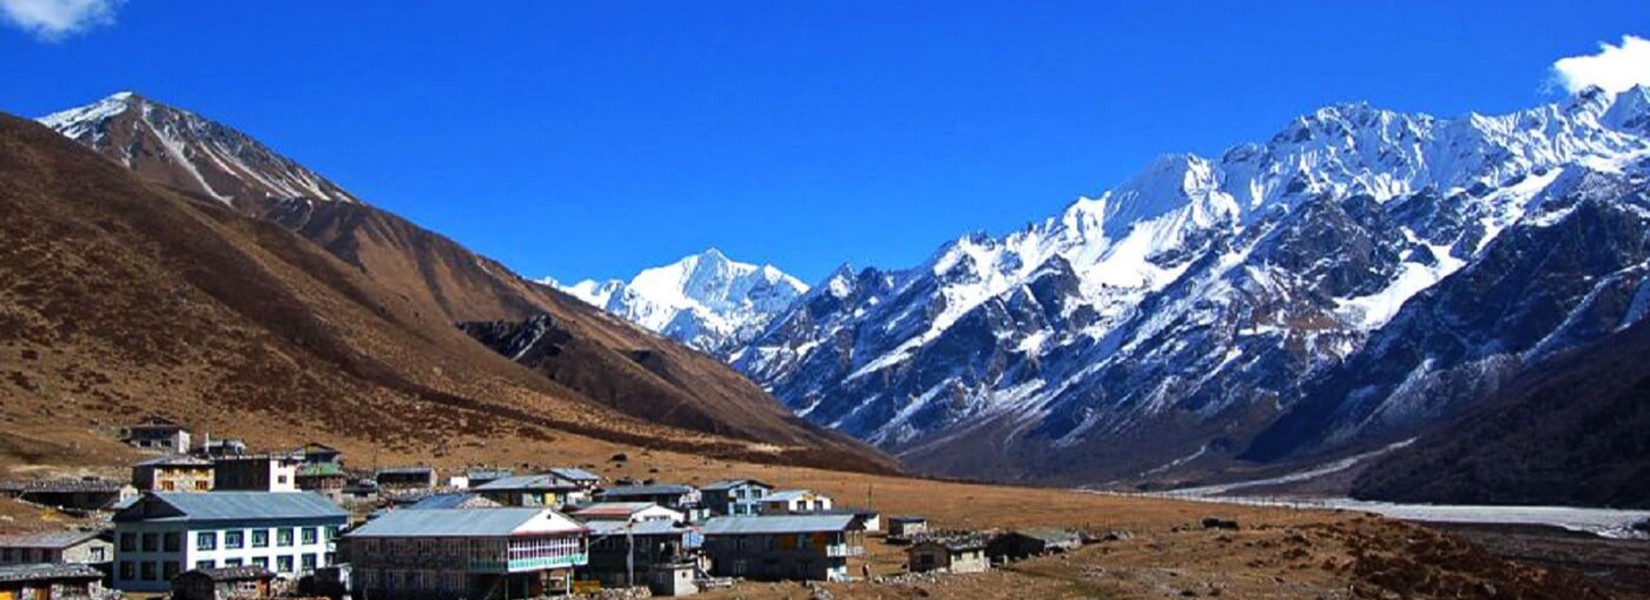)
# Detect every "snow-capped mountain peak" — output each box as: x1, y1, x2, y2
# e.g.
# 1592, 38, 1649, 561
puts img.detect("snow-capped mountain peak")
553, 249, 808, 355
37, 91, 359, 208
734, 87, 1650, 482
